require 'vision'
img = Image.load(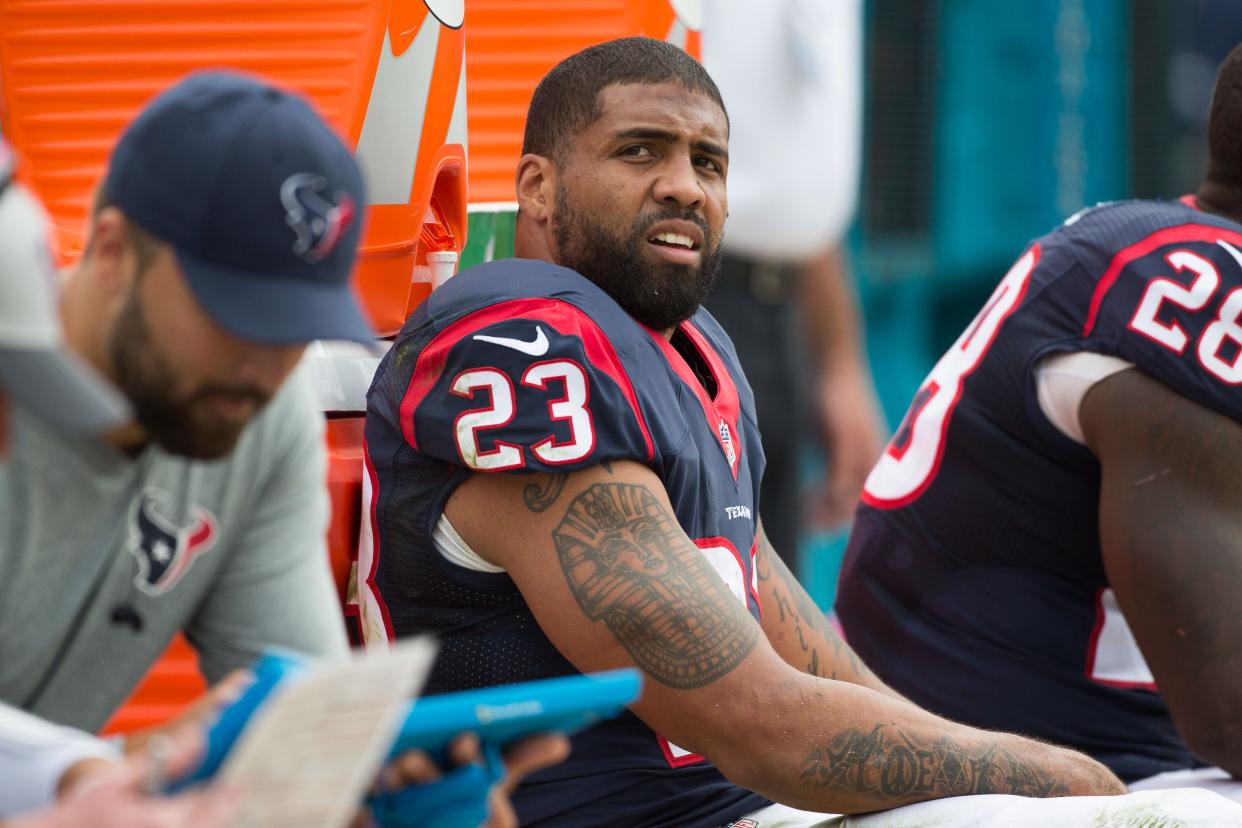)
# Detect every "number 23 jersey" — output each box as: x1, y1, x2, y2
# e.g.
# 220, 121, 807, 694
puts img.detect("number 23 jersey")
838, 198, 1242, 782
362, 259, 768, 827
